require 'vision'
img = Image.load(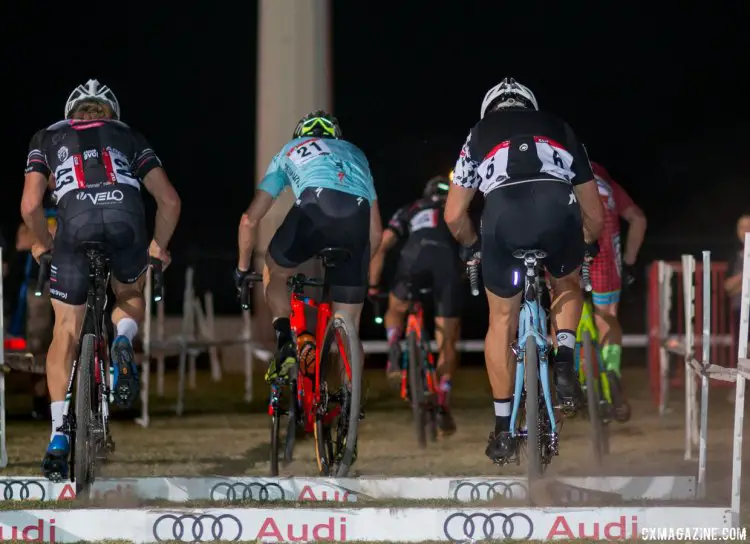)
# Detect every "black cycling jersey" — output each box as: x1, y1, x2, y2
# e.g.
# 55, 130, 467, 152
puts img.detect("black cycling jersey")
25, 119, 162, 204
386, 197, 458, 249
452, 109, 594, 196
